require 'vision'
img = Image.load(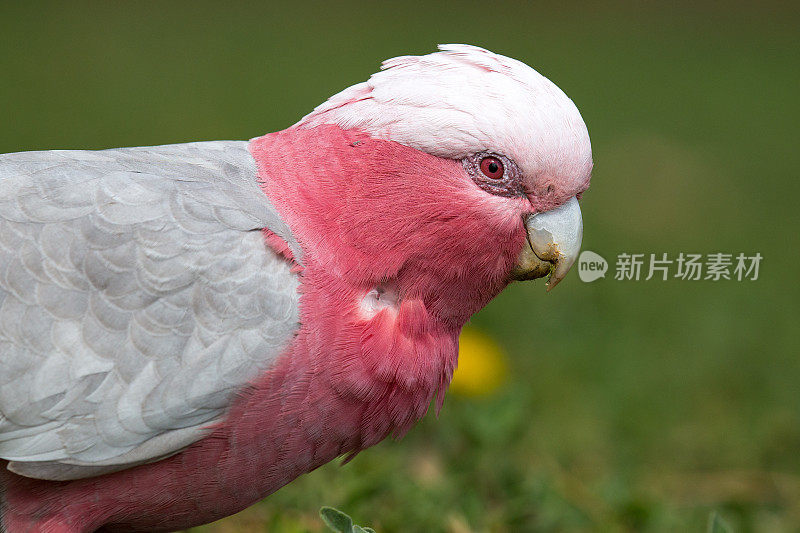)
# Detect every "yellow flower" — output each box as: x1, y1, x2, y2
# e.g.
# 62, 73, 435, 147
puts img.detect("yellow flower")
449, 327, 507, 397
